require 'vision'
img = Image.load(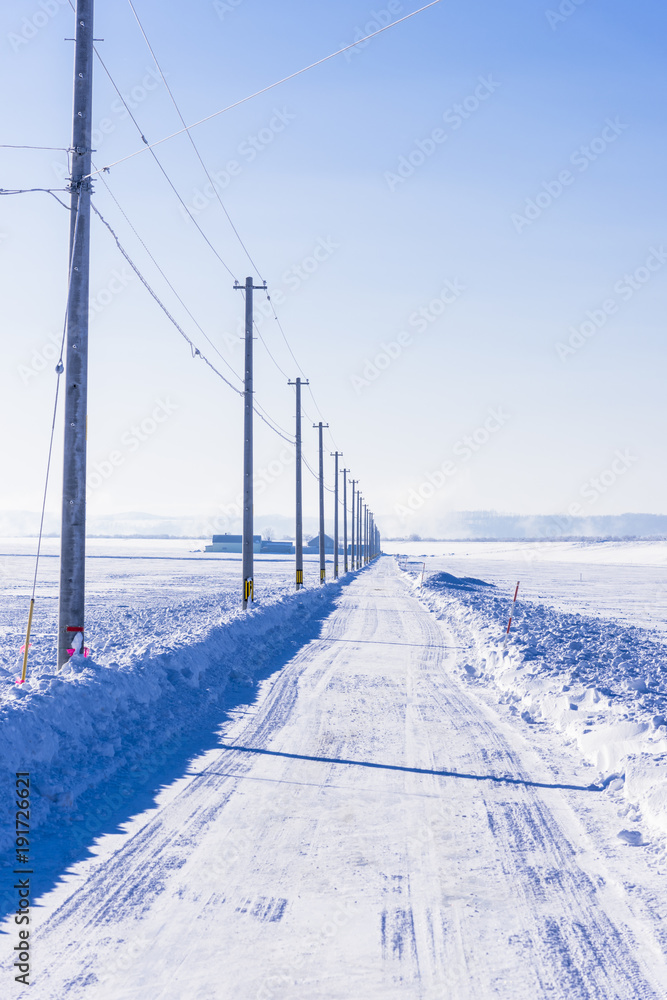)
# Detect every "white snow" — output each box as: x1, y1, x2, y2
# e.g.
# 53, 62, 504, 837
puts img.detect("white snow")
2, 541, 667, 997
393, 540, 667, 847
